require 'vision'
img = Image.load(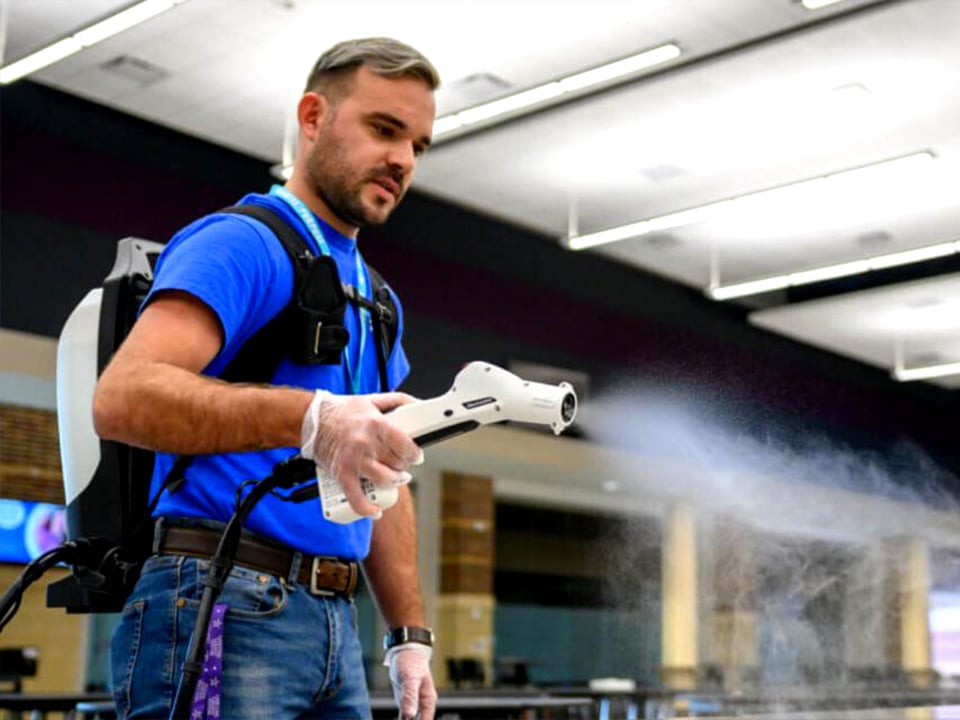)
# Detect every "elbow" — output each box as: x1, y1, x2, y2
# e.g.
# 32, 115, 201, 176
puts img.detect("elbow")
92, 376, 128, 442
